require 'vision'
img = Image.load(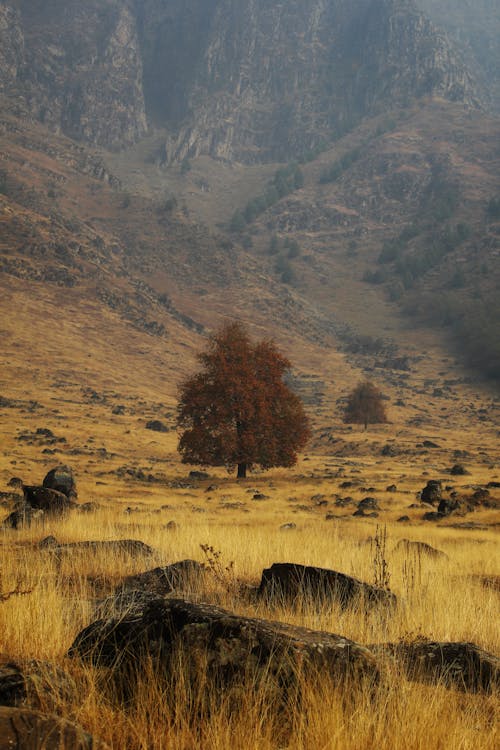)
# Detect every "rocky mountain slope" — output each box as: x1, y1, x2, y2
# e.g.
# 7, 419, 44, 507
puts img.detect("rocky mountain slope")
0, 0, 498, 387
0, 0, 485, 159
